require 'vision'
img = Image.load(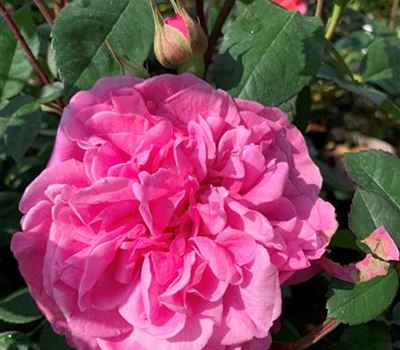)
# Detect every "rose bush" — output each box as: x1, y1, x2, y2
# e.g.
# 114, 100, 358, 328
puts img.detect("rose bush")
11, 74, 336, 349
